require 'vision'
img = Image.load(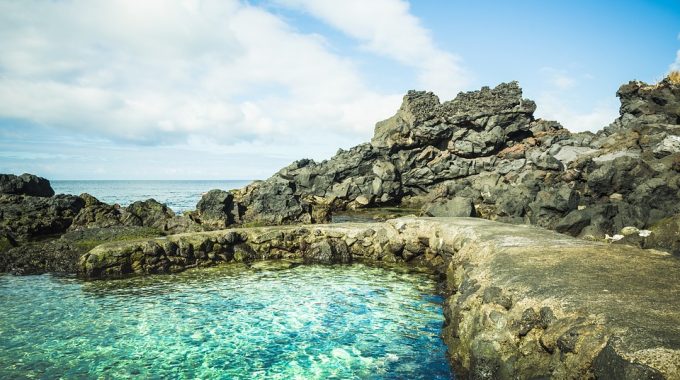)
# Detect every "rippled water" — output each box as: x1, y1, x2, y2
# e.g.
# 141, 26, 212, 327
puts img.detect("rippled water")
51, 180, 253, 213
0, 264, 452, 379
